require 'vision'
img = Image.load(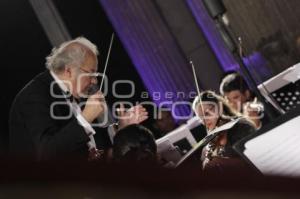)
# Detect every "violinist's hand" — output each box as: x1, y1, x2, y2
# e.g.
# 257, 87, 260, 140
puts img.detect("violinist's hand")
117, 103, 148, 130
243, 98, 263, 117
243, 98, 263, 129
